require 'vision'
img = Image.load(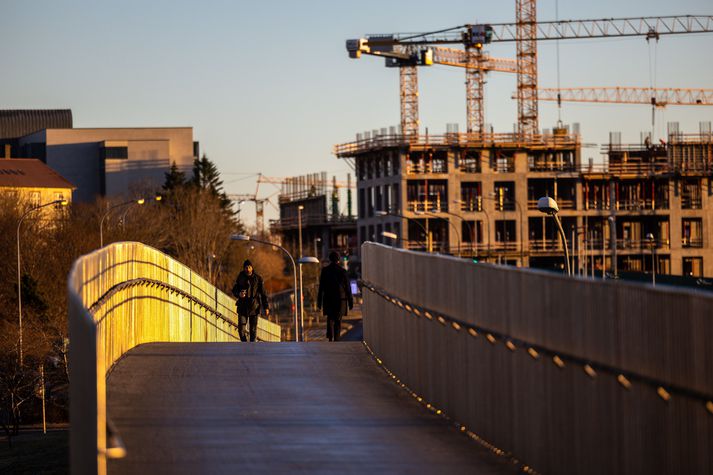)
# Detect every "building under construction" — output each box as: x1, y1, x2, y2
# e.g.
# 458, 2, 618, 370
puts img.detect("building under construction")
335, 122, 713, 277
335, 8, 713, 278
270, 172, 358, 265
